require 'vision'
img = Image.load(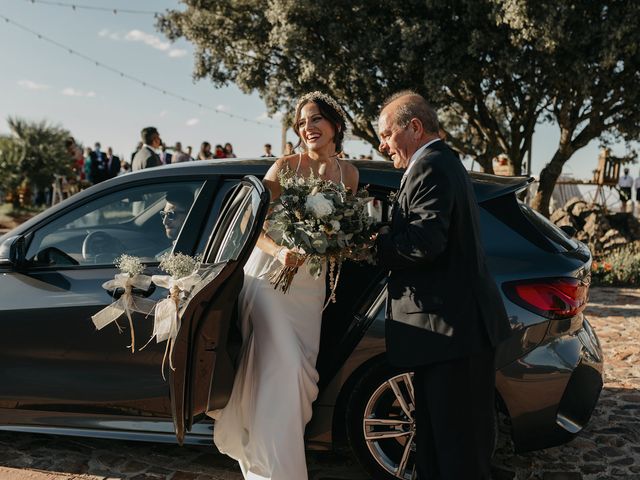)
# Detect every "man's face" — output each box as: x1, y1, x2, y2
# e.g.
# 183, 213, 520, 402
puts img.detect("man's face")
160, 200, 187, 241
151, 133, 162, 149
378, 109, 416, 169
